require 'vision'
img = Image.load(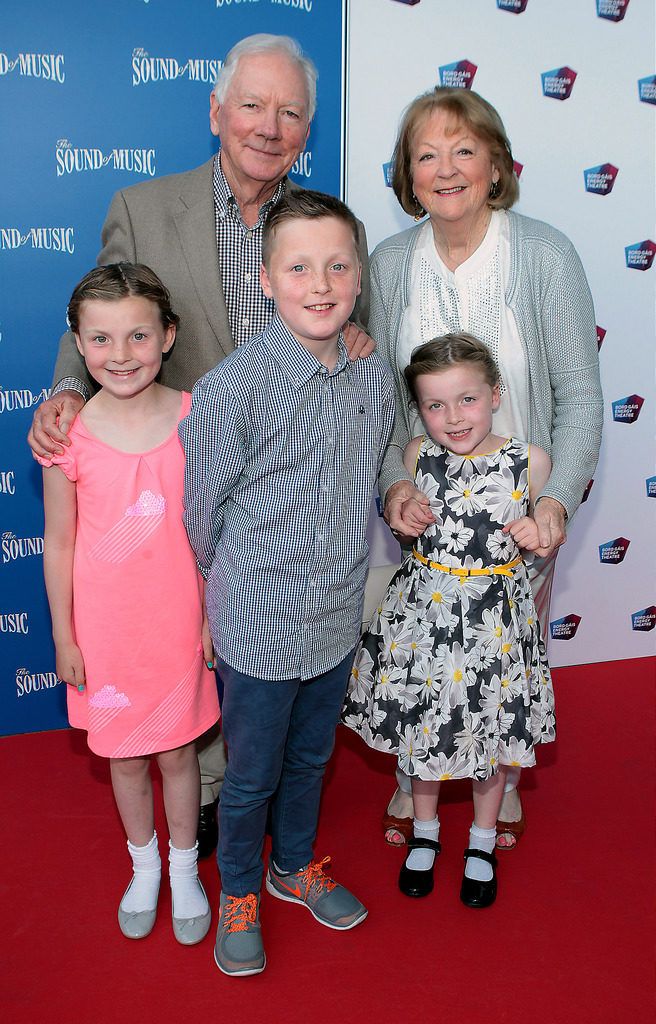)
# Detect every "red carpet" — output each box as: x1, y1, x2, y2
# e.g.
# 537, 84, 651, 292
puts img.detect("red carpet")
2, 658, 653, 1023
